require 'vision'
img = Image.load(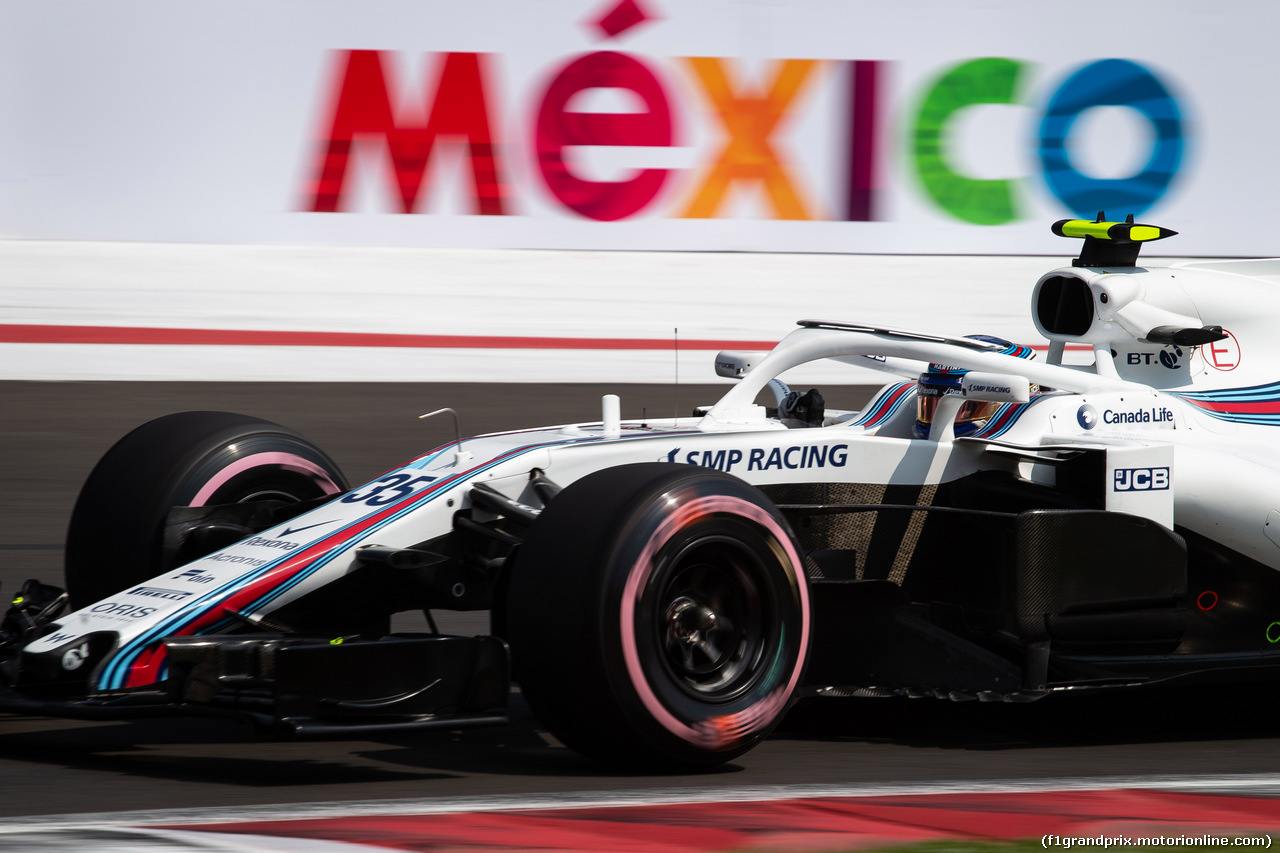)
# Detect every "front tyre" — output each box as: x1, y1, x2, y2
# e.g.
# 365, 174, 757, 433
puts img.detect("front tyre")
507, 463, 809, 769
65, 411, 347, 608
